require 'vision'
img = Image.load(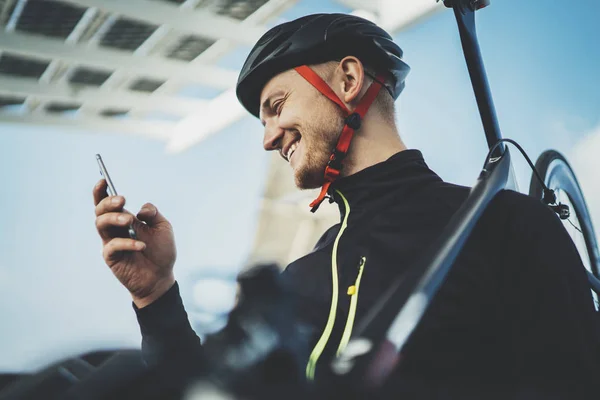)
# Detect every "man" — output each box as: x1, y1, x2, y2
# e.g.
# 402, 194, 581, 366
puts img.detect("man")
93, 14, 600, 398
